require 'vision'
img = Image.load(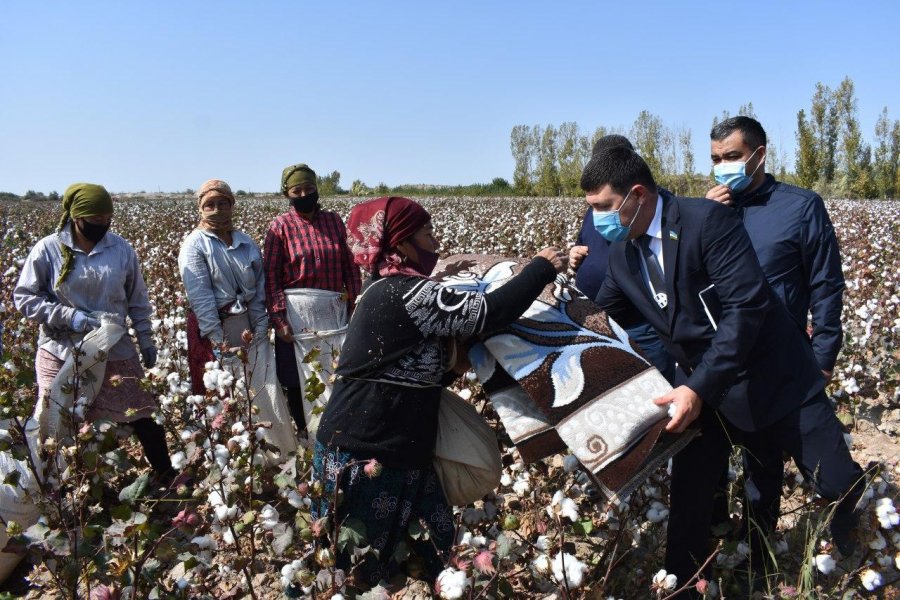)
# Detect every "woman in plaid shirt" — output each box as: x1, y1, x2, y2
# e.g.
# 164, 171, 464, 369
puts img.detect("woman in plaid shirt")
263, 164, 361, 435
